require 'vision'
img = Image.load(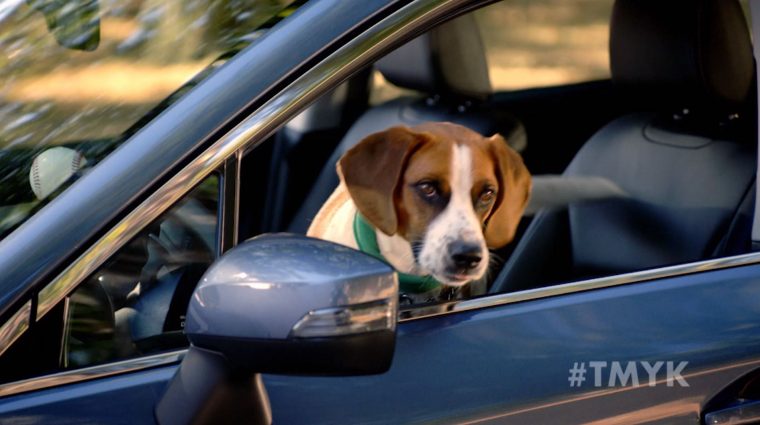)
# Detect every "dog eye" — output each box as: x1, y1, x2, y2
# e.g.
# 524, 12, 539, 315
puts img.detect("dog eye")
479, 189, 495, 204
417, 182, 438, 198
